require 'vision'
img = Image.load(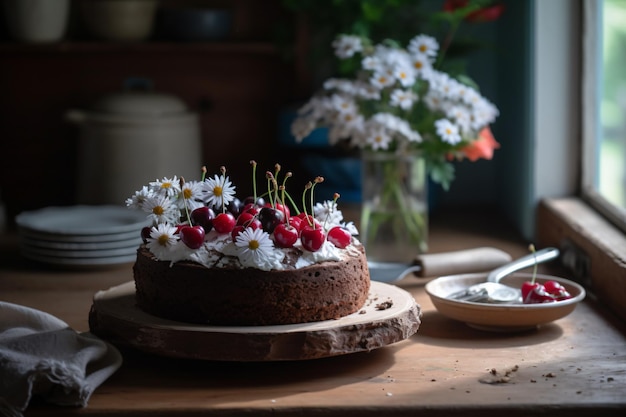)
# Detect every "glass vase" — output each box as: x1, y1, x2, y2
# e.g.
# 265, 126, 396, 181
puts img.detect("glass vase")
360, 149, 428, 263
